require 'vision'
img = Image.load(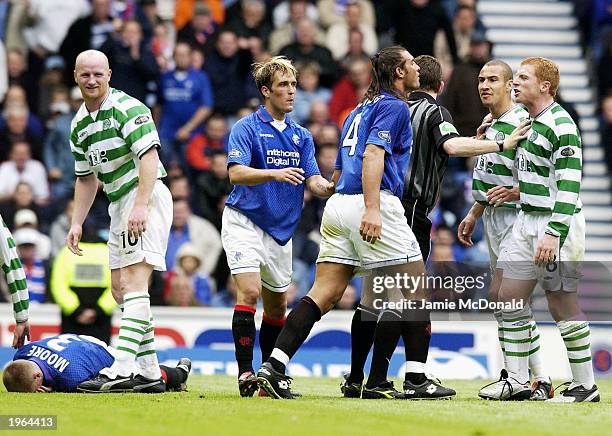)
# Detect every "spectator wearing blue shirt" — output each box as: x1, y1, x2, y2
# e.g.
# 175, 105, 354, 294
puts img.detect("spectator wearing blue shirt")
166, 243, 213, 306
157, 41, 213, 166
222, 56, 334, 397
